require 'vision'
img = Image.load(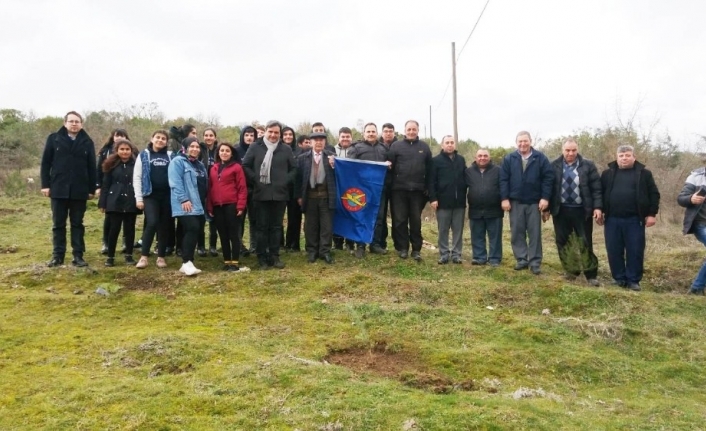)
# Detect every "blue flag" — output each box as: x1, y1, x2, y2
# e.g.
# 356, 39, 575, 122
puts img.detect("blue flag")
333, 158, 388, 244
